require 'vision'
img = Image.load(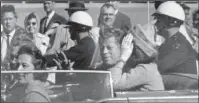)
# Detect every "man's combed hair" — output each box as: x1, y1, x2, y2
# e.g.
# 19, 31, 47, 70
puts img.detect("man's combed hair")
99, 26, 125, 45
100, 3, 116, 13
1, 5, 17, 18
